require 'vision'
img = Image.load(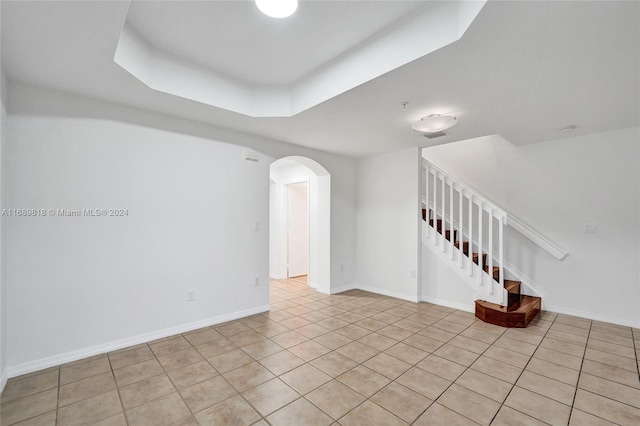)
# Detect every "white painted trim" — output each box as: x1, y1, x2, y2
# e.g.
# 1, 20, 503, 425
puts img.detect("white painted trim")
0, 369, 8, 393
356, 285, 419, 303
545, 304, 640, 329
420, 296, 474, 313
507, 215, 567, 261
308, 281, 318, 289
6, 305, 270, 379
